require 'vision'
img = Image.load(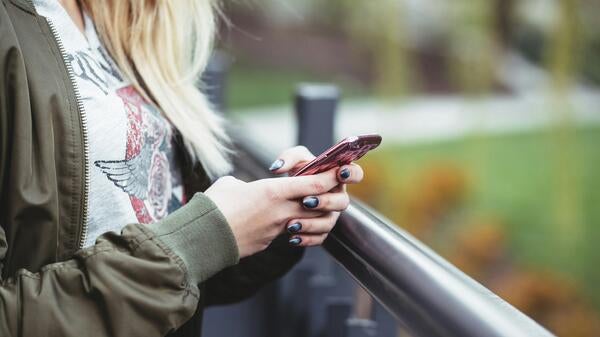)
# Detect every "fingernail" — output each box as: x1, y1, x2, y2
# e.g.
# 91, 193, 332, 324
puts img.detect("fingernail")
287, 222, 302, 233
289, 237, 302, 246
302, 196, 319, 209
340, 168, 351, 180
269, 159, 284, 171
